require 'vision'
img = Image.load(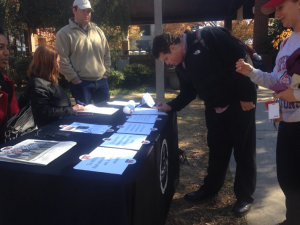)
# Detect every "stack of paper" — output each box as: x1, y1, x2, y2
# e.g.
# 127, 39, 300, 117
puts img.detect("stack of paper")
78, 104, 119, 115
